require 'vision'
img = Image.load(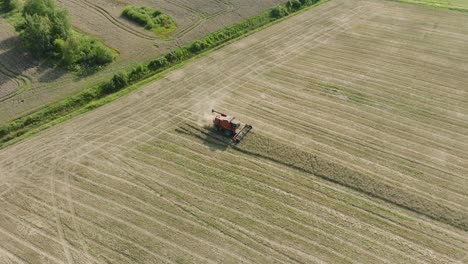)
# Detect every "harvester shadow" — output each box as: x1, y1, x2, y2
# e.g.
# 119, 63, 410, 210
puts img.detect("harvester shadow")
174, 123, 231, 152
